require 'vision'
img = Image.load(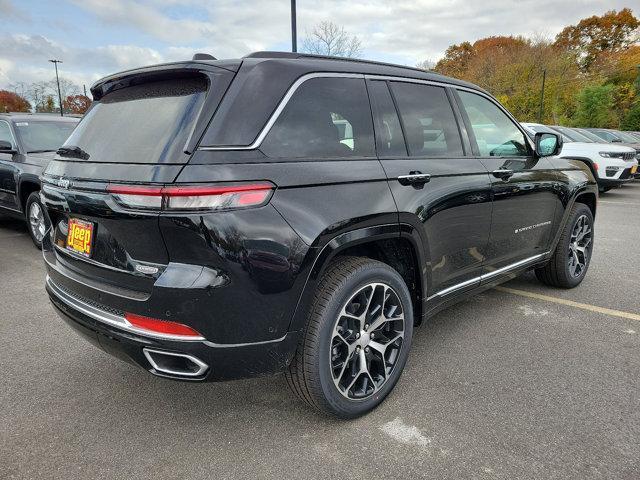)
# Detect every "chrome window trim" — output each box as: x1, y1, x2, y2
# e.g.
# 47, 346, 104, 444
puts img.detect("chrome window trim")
427, 252, 548, 301
198, 72, 363, 151
197, 71, 534, 153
